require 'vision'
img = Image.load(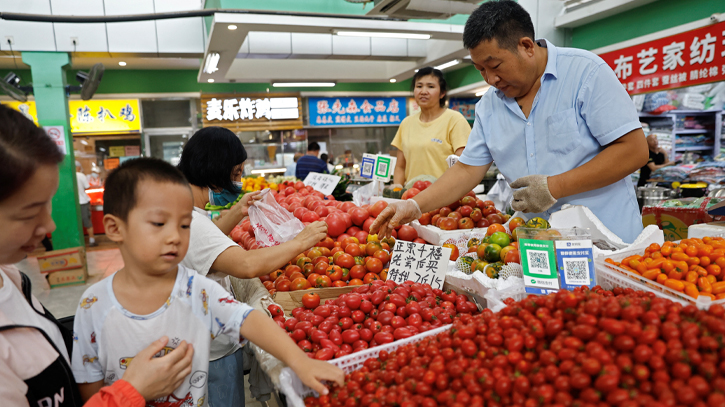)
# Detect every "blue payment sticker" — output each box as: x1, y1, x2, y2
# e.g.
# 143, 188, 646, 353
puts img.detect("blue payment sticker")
360, 154, 376, 179
555, 240, 595, 290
